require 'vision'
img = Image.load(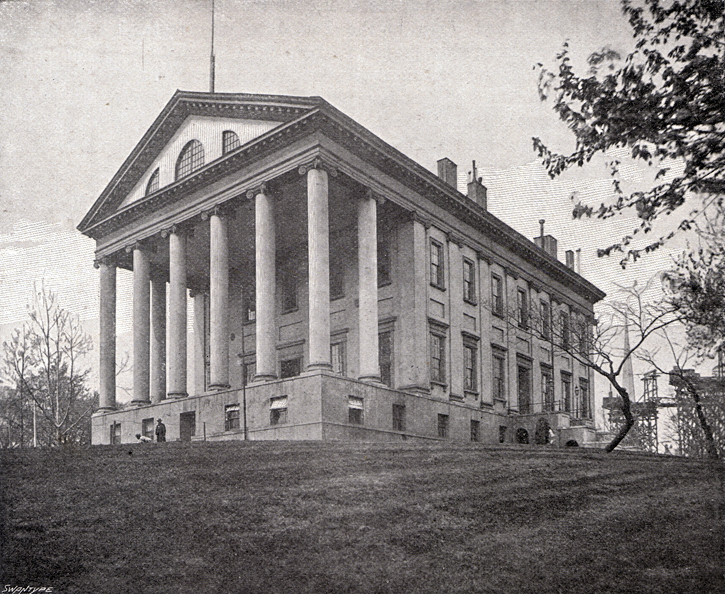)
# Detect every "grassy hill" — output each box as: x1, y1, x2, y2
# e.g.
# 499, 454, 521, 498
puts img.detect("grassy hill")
1, 441, 723, 594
